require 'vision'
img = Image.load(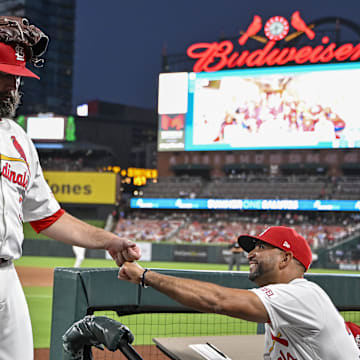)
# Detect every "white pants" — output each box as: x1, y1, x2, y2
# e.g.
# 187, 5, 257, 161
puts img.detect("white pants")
0, 262, 33, 360
72, 246, 86, 267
